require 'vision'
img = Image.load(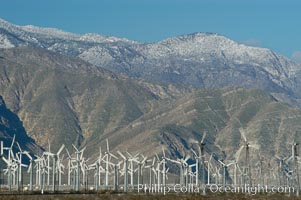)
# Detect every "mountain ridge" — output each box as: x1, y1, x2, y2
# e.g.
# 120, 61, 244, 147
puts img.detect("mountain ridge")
1, 18, 300, 108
